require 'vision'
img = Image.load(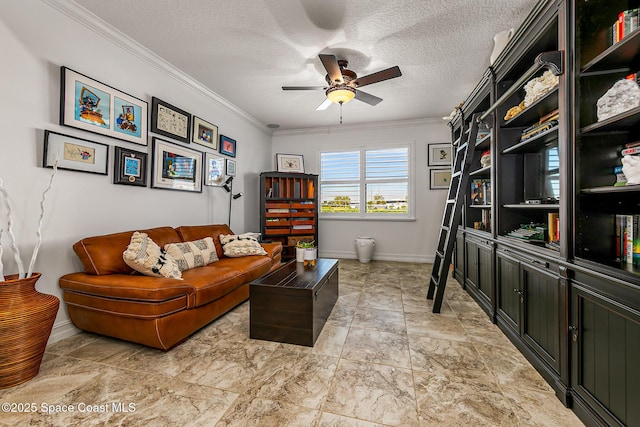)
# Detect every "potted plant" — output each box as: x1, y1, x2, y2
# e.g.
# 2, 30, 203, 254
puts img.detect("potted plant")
295, 240, 317, 267
0, 162, 60, 388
